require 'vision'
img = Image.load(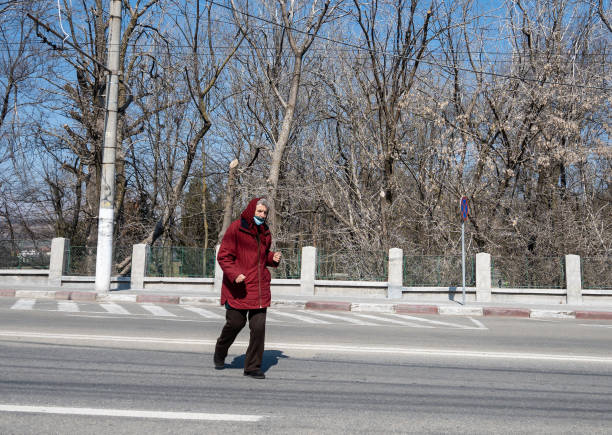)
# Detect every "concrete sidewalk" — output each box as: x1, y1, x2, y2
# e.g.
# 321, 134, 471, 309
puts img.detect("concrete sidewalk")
2, 285, 612, 321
